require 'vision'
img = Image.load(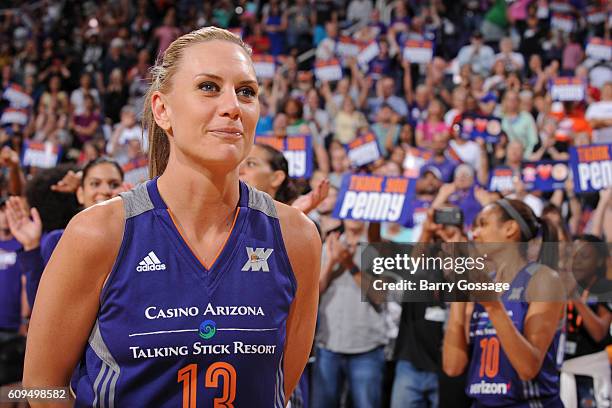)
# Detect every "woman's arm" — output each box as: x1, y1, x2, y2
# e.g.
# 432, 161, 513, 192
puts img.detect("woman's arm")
443, 302, 472, 376
483, 267, 565, 380
522, 113, 539, 159
588, 188, 612, 239
277, 203, 321, 401
23, 199, 125, 406
573, 302, 612, 343
415, 125, 426, 148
